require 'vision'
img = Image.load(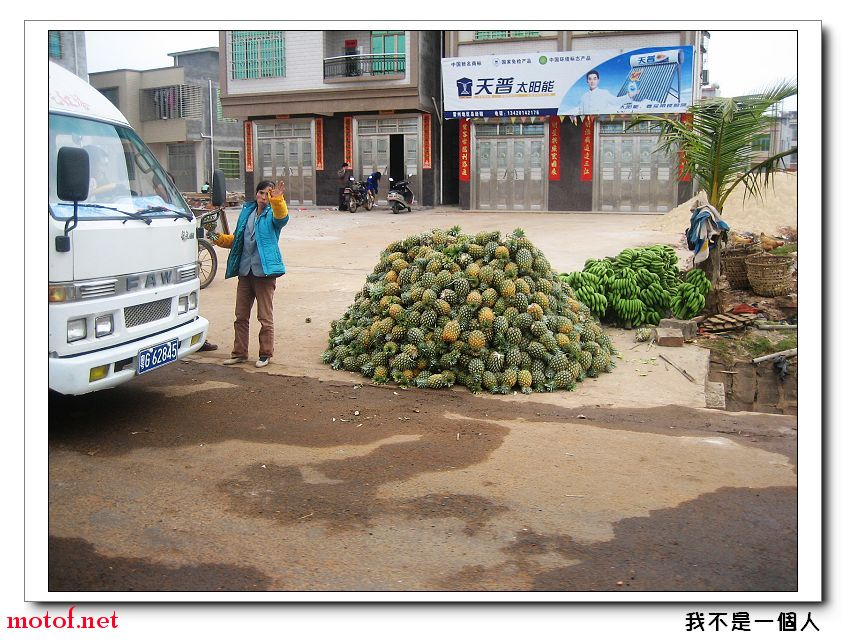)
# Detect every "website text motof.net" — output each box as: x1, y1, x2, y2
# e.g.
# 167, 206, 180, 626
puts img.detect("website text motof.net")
5, 605, 118, 630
